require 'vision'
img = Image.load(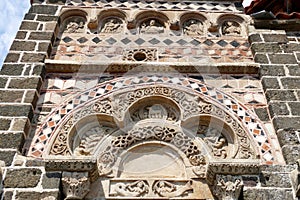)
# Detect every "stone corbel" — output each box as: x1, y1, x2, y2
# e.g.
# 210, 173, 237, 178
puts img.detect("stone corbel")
62, 172, 90, 200
170, 20, 180, 31
127, 18, 136, 29
213, 175, 243, 200
291, 159, 300, 198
